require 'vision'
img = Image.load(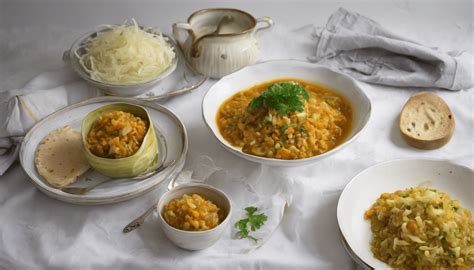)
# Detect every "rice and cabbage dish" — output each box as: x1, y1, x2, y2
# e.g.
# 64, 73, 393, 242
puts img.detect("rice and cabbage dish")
364, 187, 474, 269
